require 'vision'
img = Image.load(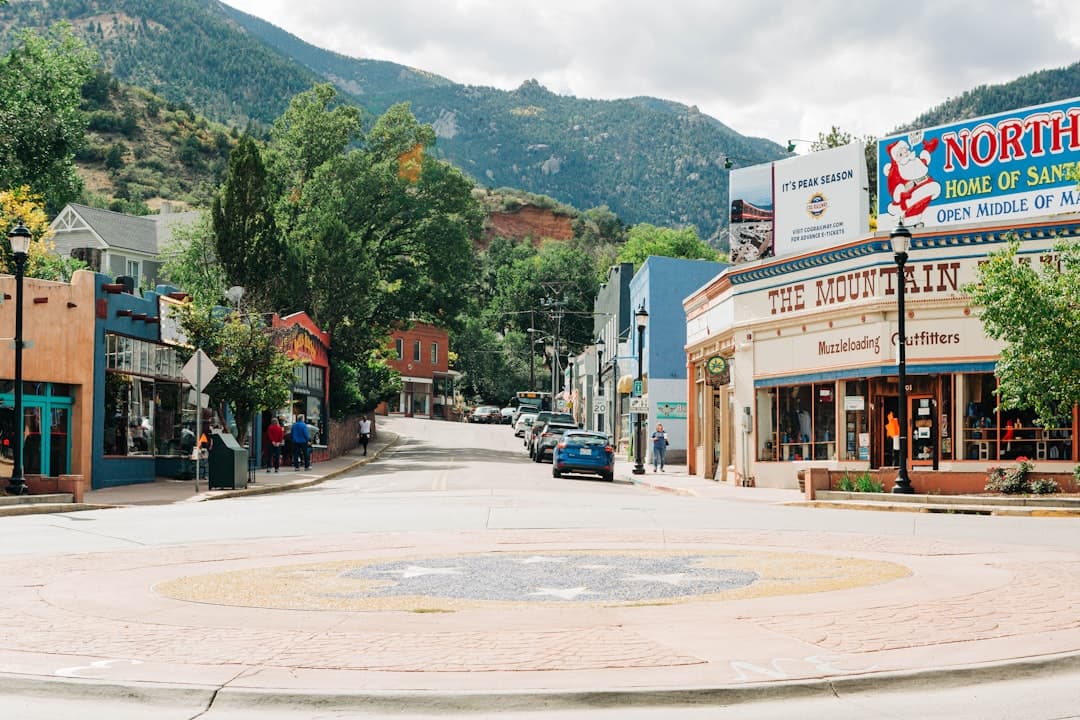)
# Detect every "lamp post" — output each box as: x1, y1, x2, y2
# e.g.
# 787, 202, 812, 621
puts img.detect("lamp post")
595, 337, 605, 396
891, 222, 914, 494
632, 303, 648, 475
6, 223, 31, 496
